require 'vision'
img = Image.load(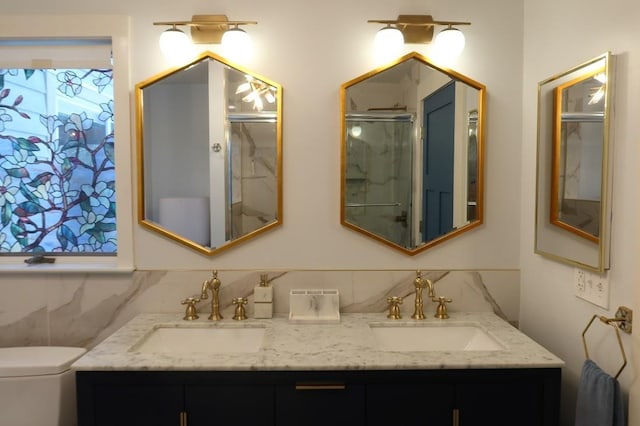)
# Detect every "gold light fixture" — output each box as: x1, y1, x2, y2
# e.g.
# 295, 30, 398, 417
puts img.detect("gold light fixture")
154, 15, 257, 63
368, 15, 471, 58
